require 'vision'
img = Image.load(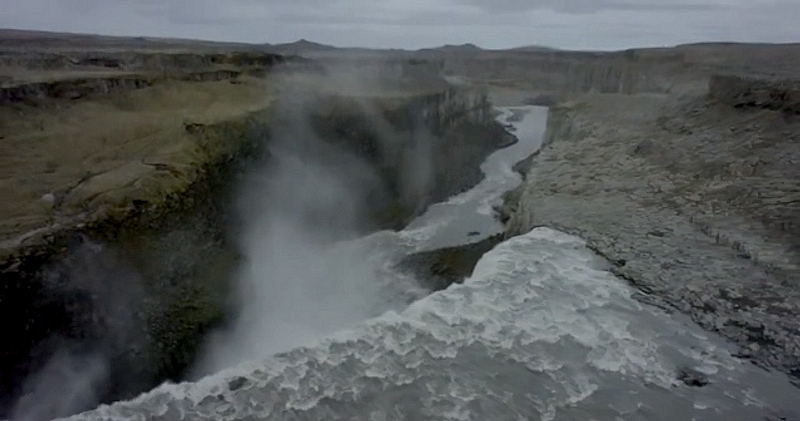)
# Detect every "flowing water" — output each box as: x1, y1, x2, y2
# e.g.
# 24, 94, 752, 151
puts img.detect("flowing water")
401, 106, 548, 249
62, 107, 800, 421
